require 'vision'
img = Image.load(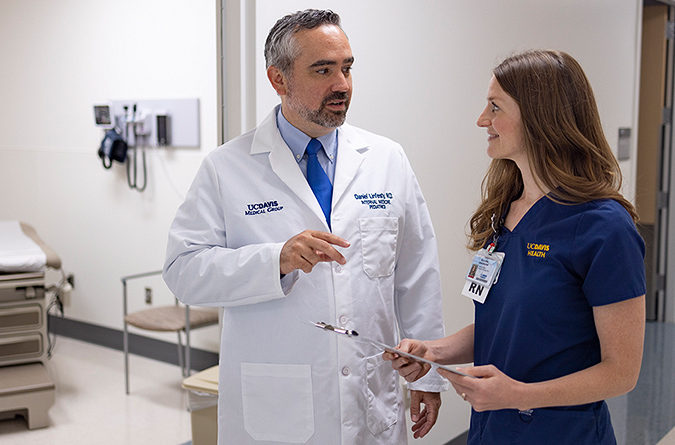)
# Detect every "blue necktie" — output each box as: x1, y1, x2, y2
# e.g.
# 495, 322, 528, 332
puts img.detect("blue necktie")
305, 139, 333, 228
